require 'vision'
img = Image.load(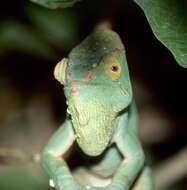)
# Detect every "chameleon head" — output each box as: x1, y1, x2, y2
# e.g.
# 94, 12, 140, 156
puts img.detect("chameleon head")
54, 30, 132, 156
